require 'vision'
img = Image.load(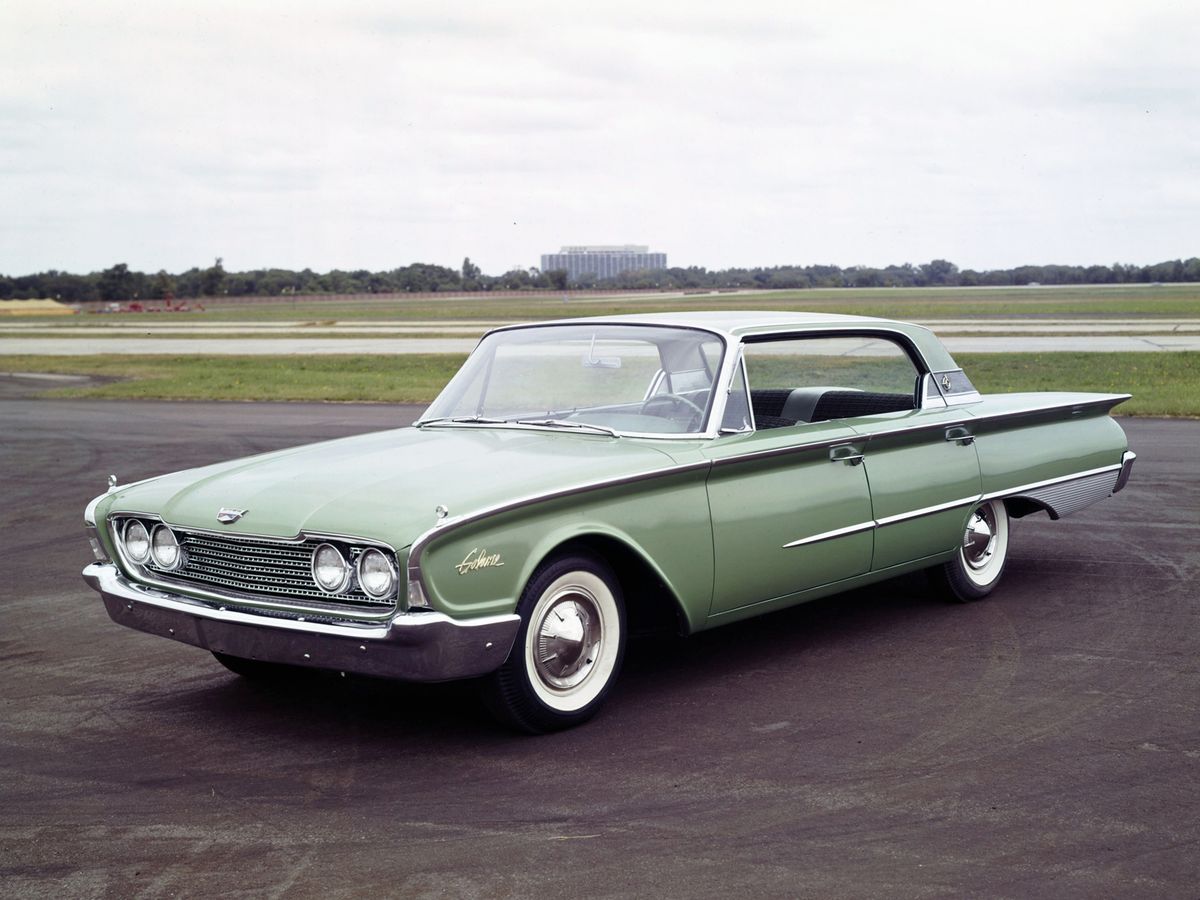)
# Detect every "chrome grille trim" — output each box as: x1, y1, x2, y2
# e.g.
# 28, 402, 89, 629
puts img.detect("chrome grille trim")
108, 515, 399, 620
